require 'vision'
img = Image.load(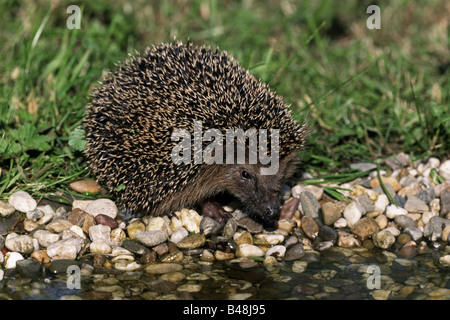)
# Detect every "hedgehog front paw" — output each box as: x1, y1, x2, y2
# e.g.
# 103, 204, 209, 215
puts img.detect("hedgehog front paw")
200, 200, 231, 225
